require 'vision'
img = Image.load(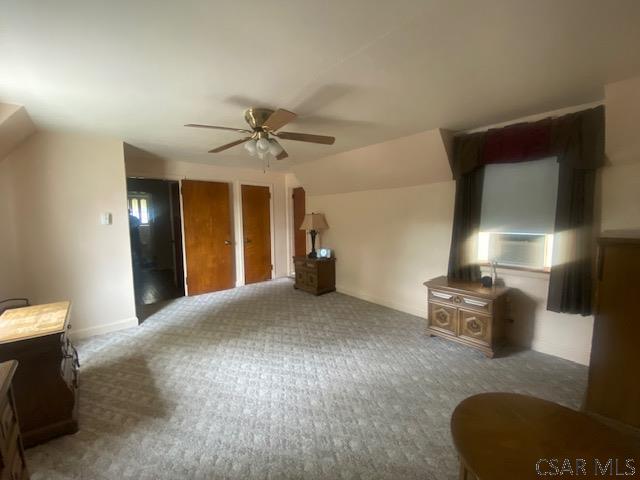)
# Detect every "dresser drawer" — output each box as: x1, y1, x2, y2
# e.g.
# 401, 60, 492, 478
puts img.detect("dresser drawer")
458, 310, 492, 346
428, 302, 457, 336
428, 289, 492, 314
